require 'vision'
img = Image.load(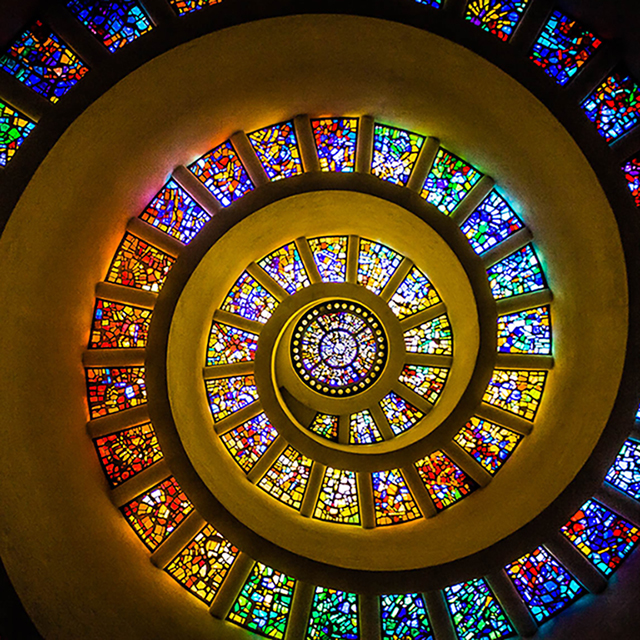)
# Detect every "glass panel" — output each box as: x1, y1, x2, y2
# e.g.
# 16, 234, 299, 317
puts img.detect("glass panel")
465, 0, 531, 42
622, 154, 640, 207
486, 245, 545, 300
248, 121, 303, 181
206, 322, 259, 366
258, 446, 312, 510
379, 391, 424, 435
313, 467, 360, 525
169, 0, 221, 15
308, 413, 339, 441
388, 266, 440, 319
308, 236, 348, 283
205, 375, 259, 423
312, 117, 358, 172
221, 271, 279, 323
380, 593, 433, 640
307, 587, 358, 640
398, 365, 449, 404
258, 243, 310, 294
403, 315, 452, 355
89, 299, 152, 349
85, 366, 146, 418
605, 439, 640, 500
349, 410, 384, 444
482, 369, 547, 421
220, 413, 279, 473
371, 124, 424, 186
0, 100, 35, 166
357, 238, 403, 295
497, 306, 551, 354
372, 469, 422, 526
